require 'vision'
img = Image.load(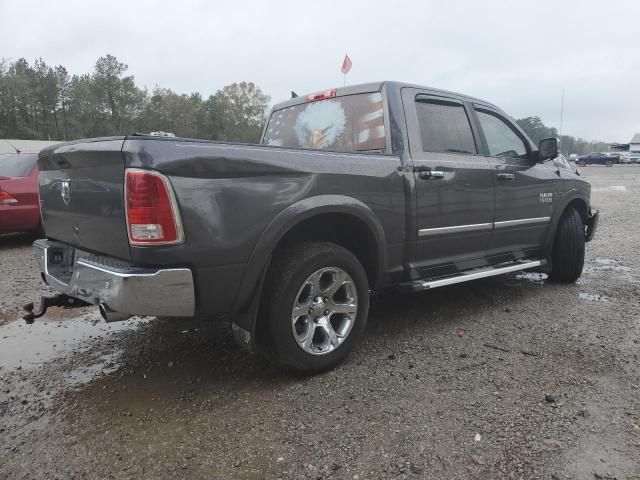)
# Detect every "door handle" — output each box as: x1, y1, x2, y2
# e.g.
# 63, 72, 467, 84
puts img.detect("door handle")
496, 173, 515, 180
418, 170, 445, 180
